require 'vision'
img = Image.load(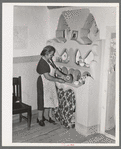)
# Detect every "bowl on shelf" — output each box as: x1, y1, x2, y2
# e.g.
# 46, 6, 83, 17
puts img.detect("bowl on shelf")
61, 67, 68, 75
65, 74, 73, 83
68, 68, 75, 76
73, 81, 79, 86
73, 69, 81, 82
